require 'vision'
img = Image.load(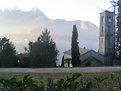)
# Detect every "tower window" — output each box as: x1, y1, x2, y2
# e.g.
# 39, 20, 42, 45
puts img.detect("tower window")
102, 26, 103, 33
107, 16, 112, 22
101, 16, 104, 22
101, 26, 104, 36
